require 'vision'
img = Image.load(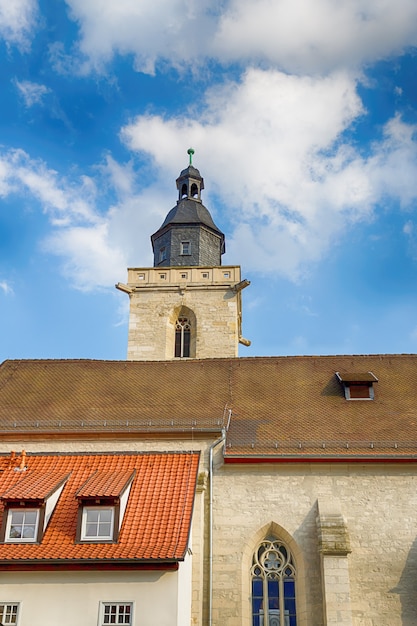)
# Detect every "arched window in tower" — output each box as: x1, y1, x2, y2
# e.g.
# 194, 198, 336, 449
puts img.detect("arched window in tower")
181, 183, 188, 198
175, 316, 191, 358
251, 538, 297, 626
190, 182, 198, 197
